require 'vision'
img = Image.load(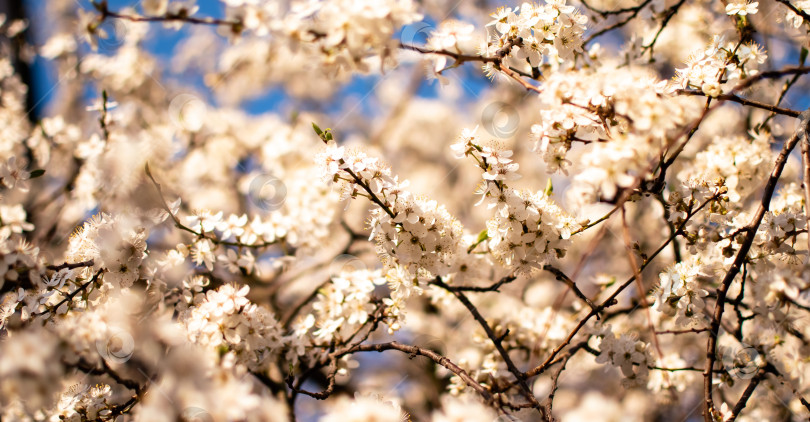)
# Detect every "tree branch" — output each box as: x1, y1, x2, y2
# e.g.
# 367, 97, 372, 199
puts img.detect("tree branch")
703, 108, 810, 422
